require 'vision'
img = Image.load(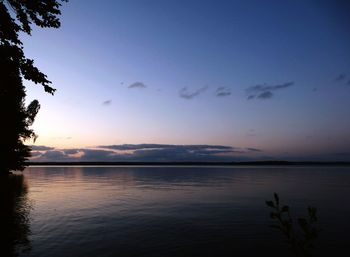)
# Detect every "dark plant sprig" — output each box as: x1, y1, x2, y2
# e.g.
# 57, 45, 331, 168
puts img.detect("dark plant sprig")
266, 193, 319, 257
